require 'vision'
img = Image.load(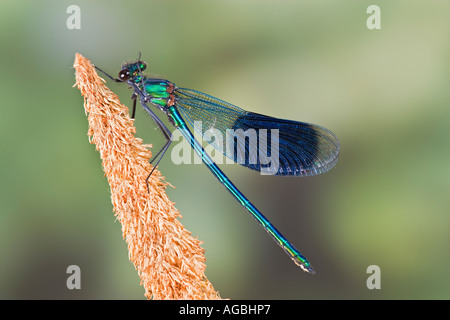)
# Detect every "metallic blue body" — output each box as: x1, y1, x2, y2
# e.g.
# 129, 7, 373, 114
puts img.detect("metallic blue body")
169, 106, 314, 273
